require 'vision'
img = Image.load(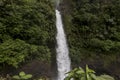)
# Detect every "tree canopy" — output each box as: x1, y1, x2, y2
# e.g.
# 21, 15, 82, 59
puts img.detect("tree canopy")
0, 0, 56, 68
